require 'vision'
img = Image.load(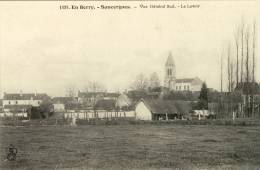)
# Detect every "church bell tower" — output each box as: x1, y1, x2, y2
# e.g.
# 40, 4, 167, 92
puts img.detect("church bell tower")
164, 52, 176, 90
